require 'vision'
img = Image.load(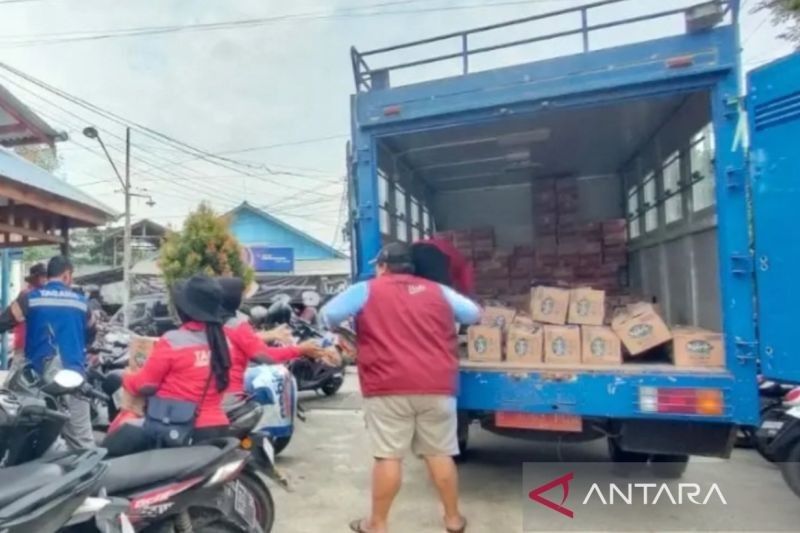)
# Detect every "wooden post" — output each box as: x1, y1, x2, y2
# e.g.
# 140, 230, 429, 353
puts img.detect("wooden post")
60, 217, 69, 257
